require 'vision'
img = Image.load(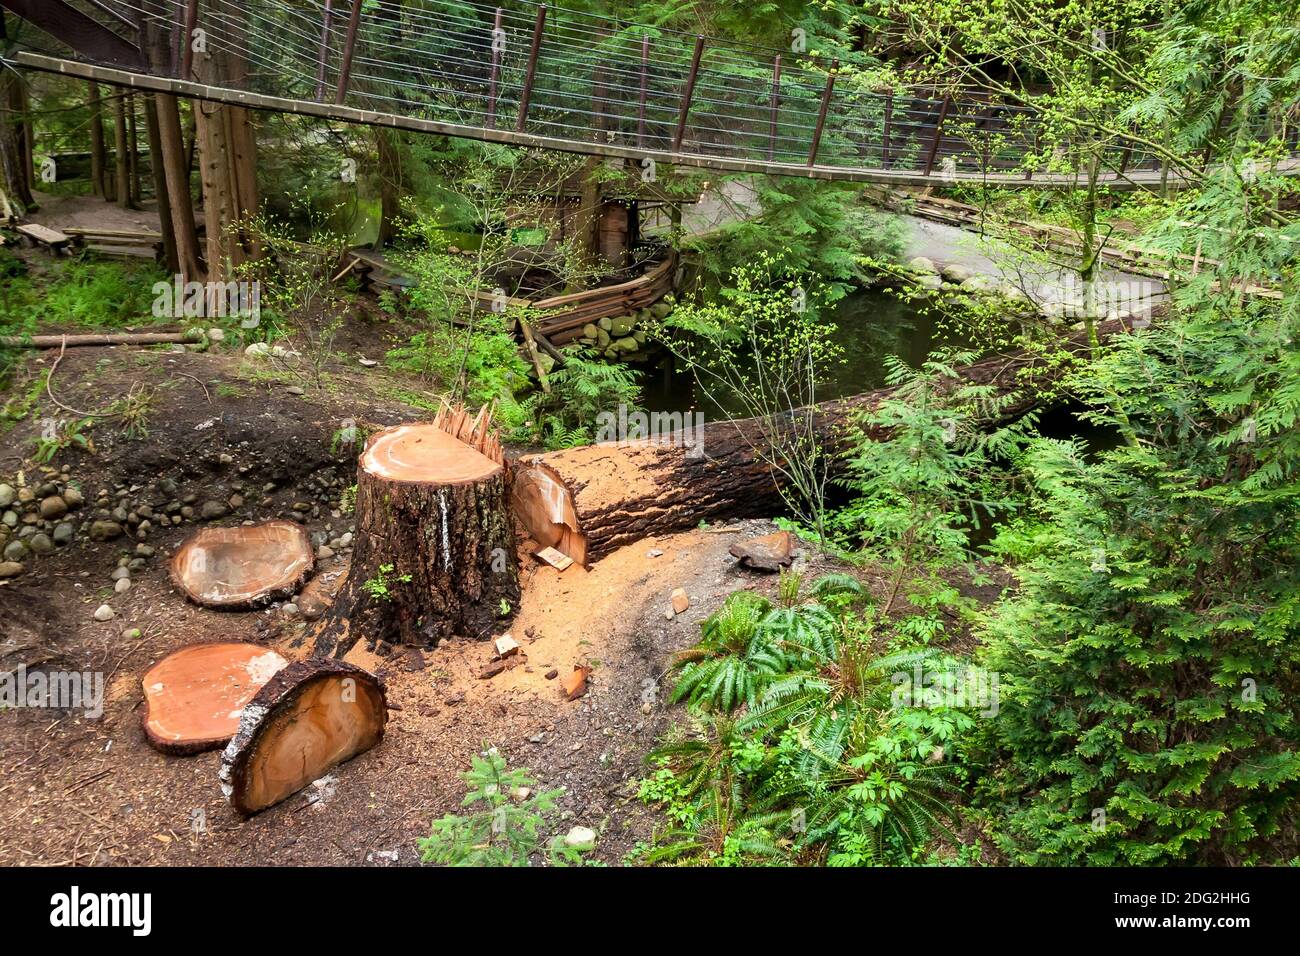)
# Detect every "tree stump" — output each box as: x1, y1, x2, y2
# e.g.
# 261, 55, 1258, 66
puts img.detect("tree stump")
141, 642, 287, 755
314, 406, 520, 657
219, 658, 388, 815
